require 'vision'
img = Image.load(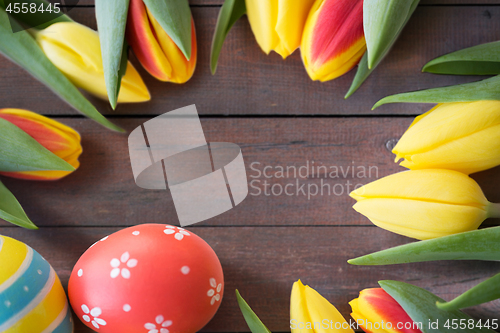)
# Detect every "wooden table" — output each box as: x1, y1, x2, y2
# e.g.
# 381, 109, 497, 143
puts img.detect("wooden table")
1, 0, 500, 332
